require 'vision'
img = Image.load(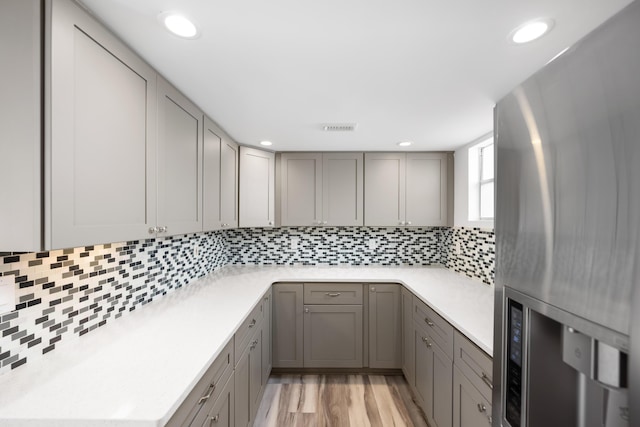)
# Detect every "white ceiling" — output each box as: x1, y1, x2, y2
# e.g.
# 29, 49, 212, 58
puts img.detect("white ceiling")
79, 0, 633, 152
